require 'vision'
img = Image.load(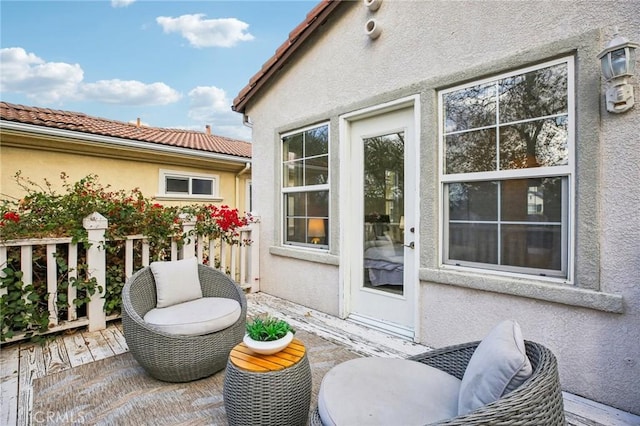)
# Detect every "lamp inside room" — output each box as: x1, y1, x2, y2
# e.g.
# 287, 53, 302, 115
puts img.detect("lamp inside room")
308, 219, 326, 244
